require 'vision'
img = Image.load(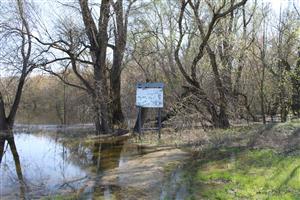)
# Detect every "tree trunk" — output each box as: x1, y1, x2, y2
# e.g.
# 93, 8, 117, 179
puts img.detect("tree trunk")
92, 98, 102, 134
7, 75, 26, 127
110, 53, 125, 126
7, 136, 26, 199
95, 0, 112, 134
110, 0, 126, 126
0, 136, 5, 164
280, 100, 288, 122
206, 45, 230, 128
239, 93, 258, 122
260, 78, 266, 124
209, 104, 230, 128
95, 53, 112, 133
260, 53, 266, 124
133, 107, 148, 132
80, 0, 113, 134
0, 93, 8, 131
94, 76, 112, 134
278, 69, 288, 123
3, 74, 26, 131
218, 106, 230, 128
